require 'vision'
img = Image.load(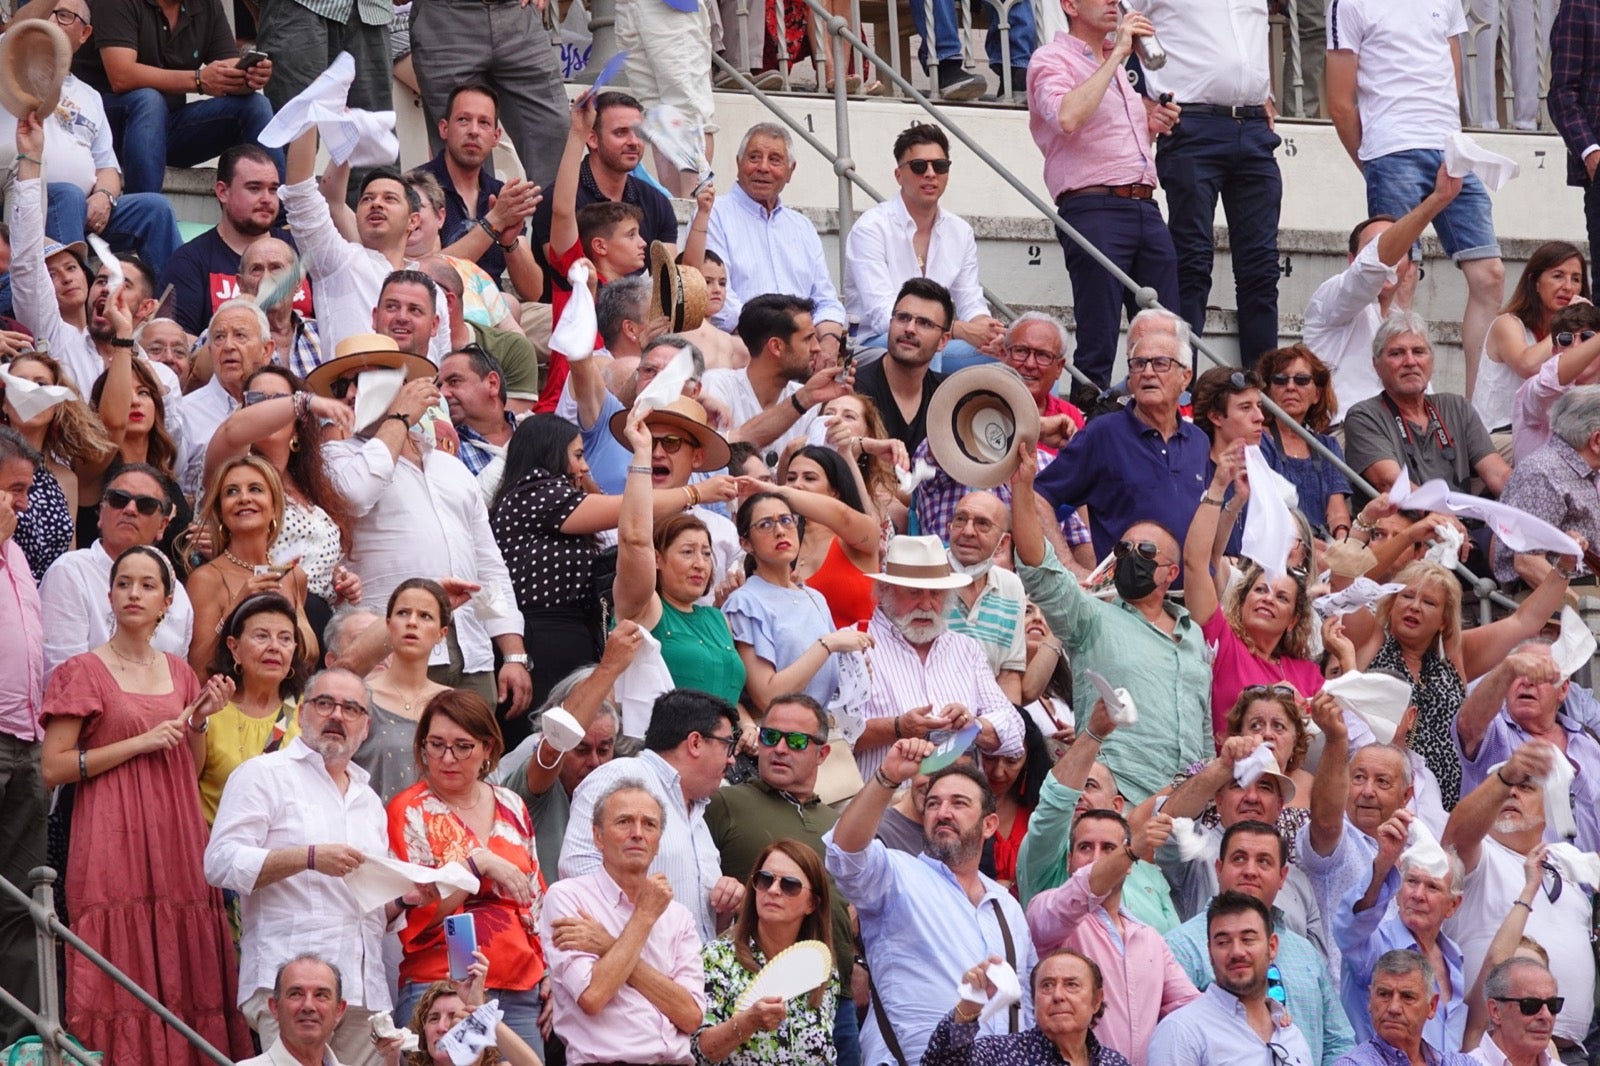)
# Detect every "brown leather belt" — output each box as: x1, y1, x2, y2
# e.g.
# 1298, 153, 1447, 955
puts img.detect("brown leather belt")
1058, 183, 1156, 201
